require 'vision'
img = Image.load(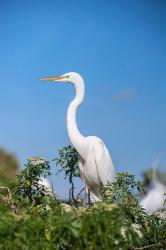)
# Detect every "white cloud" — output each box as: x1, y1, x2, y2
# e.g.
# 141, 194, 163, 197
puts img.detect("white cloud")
112, 88, 136, 103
